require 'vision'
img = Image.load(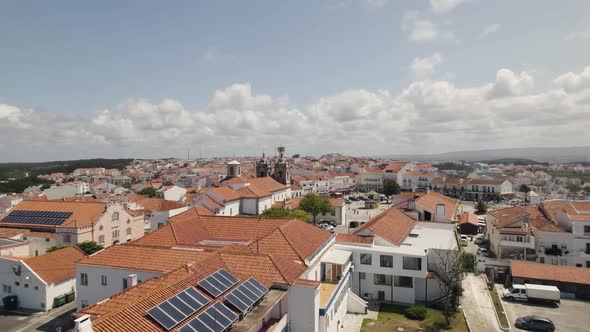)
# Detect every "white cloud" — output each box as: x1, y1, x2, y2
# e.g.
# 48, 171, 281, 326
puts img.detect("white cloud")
565, 27, 590, 41
554, 67, 590, 93
401, 12, 457, 43
486, 69, 534, 99
199, 46, 235, 64
366, 0, 387, 8
2, 66, 590, 160
410, 53, 443, 78
479, 24, 500, 38
430, 0, 466, 14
